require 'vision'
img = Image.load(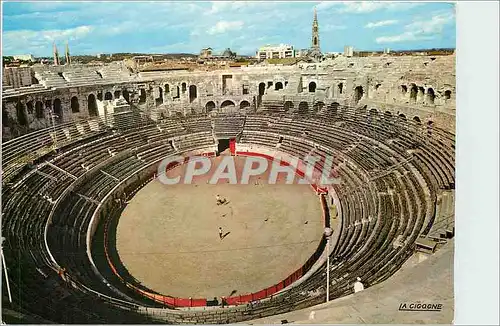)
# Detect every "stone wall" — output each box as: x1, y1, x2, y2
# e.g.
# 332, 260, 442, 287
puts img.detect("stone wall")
2, 54, 456, 138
